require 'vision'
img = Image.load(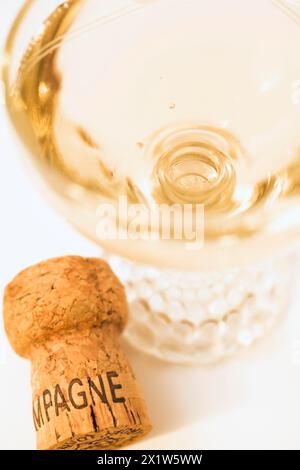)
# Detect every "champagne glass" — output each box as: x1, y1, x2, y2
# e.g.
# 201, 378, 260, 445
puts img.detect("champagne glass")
3, 0, 300, 364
